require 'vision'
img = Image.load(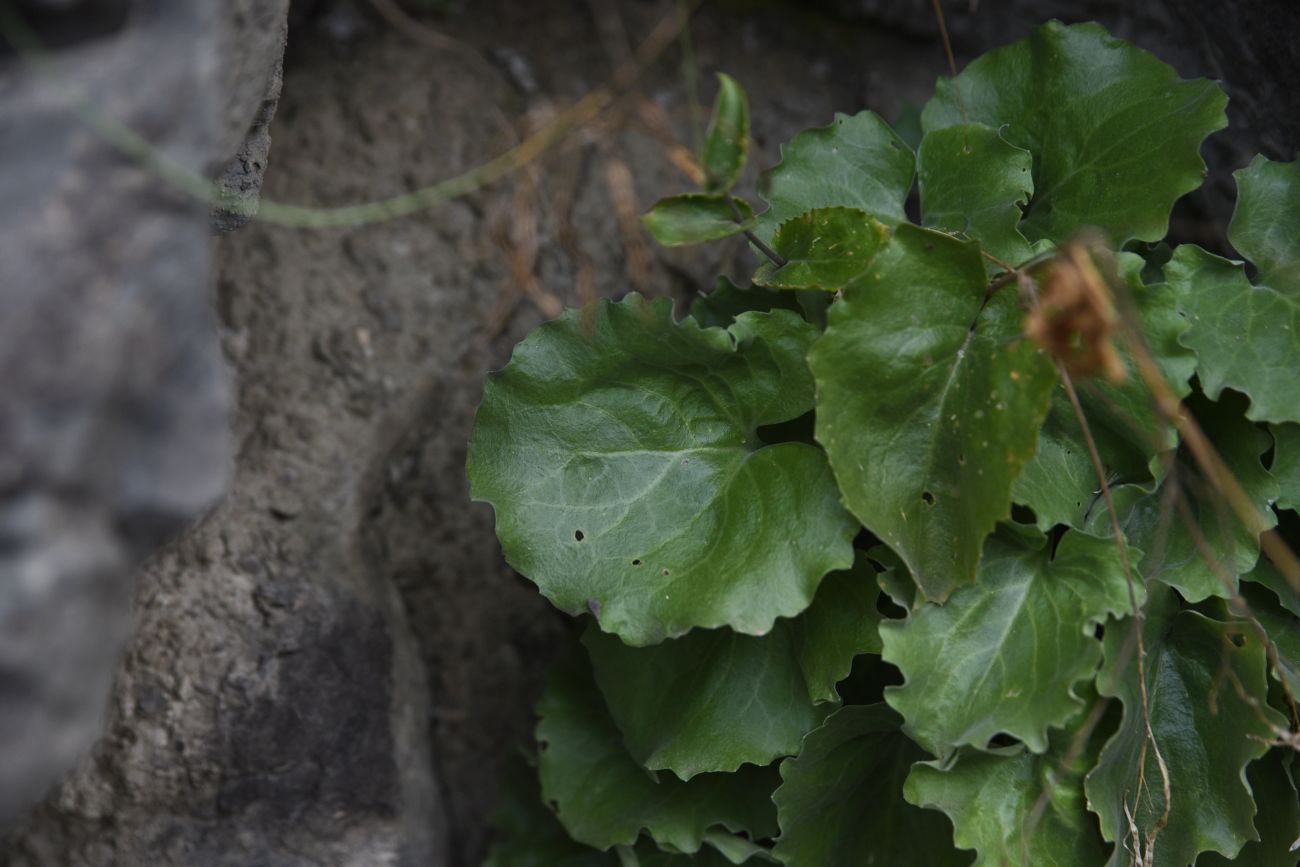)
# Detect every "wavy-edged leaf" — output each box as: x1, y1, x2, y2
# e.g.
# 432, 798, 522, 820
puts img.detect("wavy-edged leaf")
810, 222, 1056, 602
1014, 252, 1195, 531
1170, 242, 1300, 425
583, 557, 880, 778
1227, 156, 1300, 295
1085, 587, 1286, 867
753, 111, 914, 242
469, 295, 857, 645
1270, 423, 1300, 512
922, 21, 1227, 245
702, 74, 749, 193
689, 276, 803, 330
1244, 554, 1300, 618
882, 526, 1134, 757
484, 755, 620, 867
1241, 578, 1300, 699
1195, 751, 1300, 867
643, 194, 754, 247
1087, 390, 1277, 602
537, 652, 779, 853
772, 705, 968, 867
621, 838, 773, 867
753, 208, 889, 292
905, 705, 1109, 867
918, 122, 1034, 269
